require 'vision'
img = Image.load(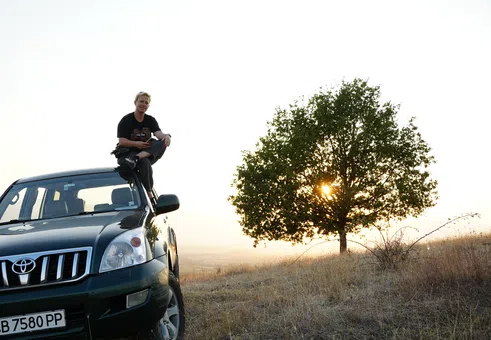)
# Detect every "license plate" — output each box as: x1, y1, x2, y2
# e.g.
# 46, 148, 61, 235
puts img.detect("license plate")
0, 310, 66, 336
